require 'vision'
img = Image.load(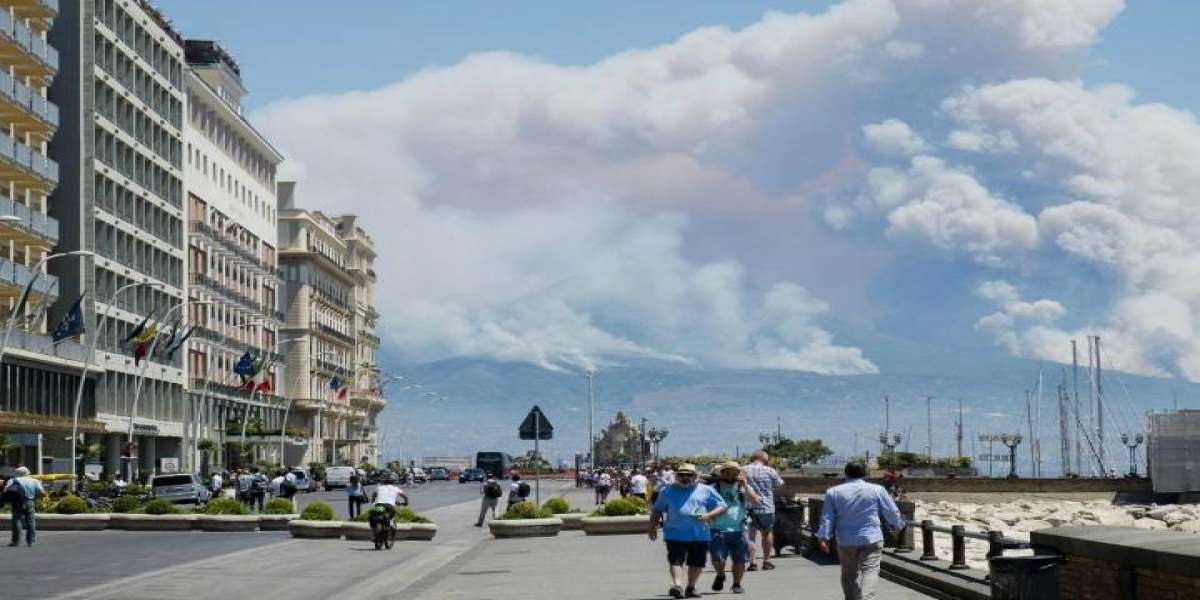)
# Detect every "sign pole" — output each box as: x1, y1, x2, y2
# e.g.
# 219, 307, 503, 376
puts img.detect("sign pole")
535, 410, 541, 506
